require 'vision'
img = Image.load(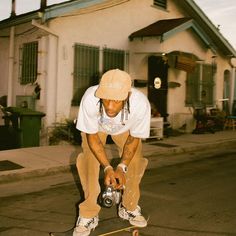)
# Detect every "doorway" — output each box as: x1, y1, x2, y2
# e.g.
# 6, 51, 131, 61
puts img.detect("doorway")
148, 55, 168, 119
